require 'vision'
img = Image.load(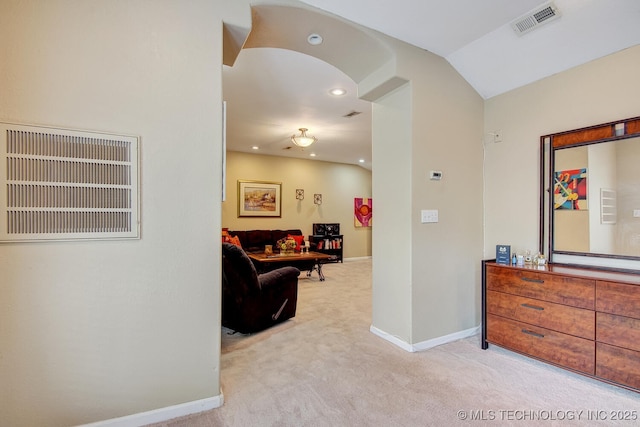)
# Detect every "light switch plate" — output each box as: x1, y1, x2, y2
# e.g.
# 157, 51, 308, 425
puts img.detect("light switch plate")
421, 209, 438, 223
